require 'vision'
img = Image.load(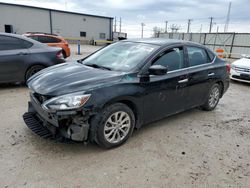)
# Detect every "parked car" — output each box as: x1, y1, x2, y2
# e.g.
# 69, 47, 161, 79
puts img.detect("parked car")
230, 54, 250, 83
24, 32, 71, 58
23, 39, 230, 149
0, 33, 64, 84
